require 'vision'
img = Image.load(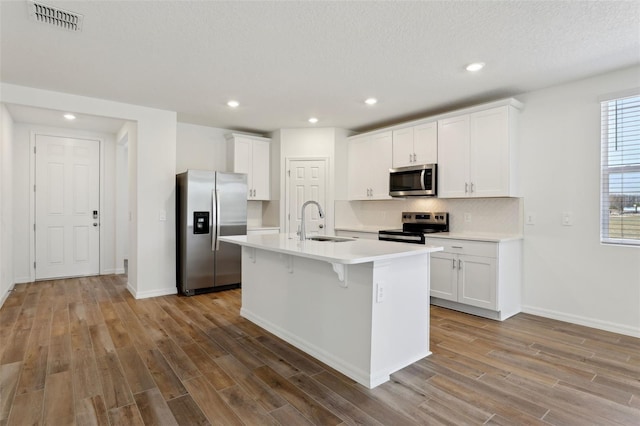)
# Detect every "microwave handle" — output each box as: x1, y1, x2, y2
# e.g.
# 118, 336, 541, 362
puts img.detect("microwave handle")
420, 169, 426, 190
